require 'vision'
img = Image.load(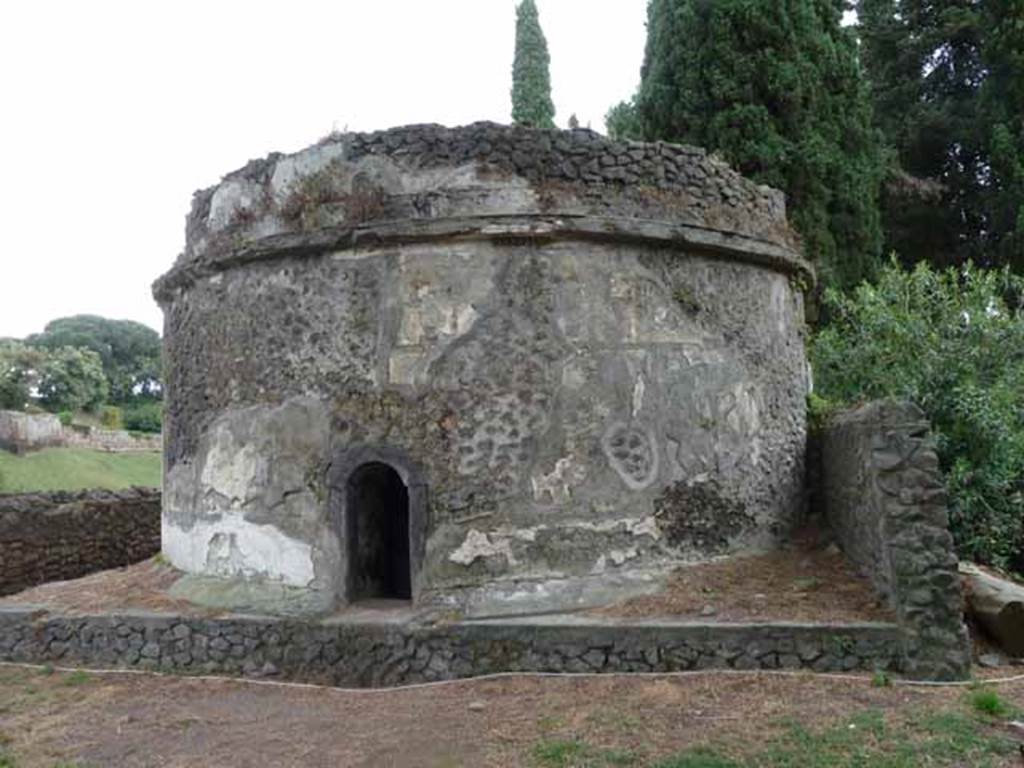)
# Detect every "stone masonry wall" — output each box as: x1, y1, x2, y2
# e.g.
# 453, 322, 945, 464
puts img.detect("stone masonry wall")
0, 410, 160, 454
820, 400, 970, 680
60, 424, 161, 453
167, 121, 797, 276
0, 489, 161, 596
0, 411, 63, 453
0, 608, 902, 687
